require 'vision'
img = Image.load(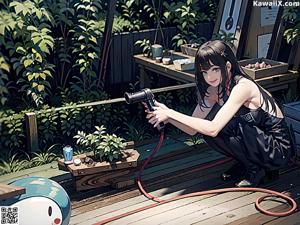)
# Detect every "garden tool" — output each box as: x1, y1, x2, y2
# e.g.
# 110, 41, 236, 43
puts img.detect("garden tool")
124, 88, 165, 130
